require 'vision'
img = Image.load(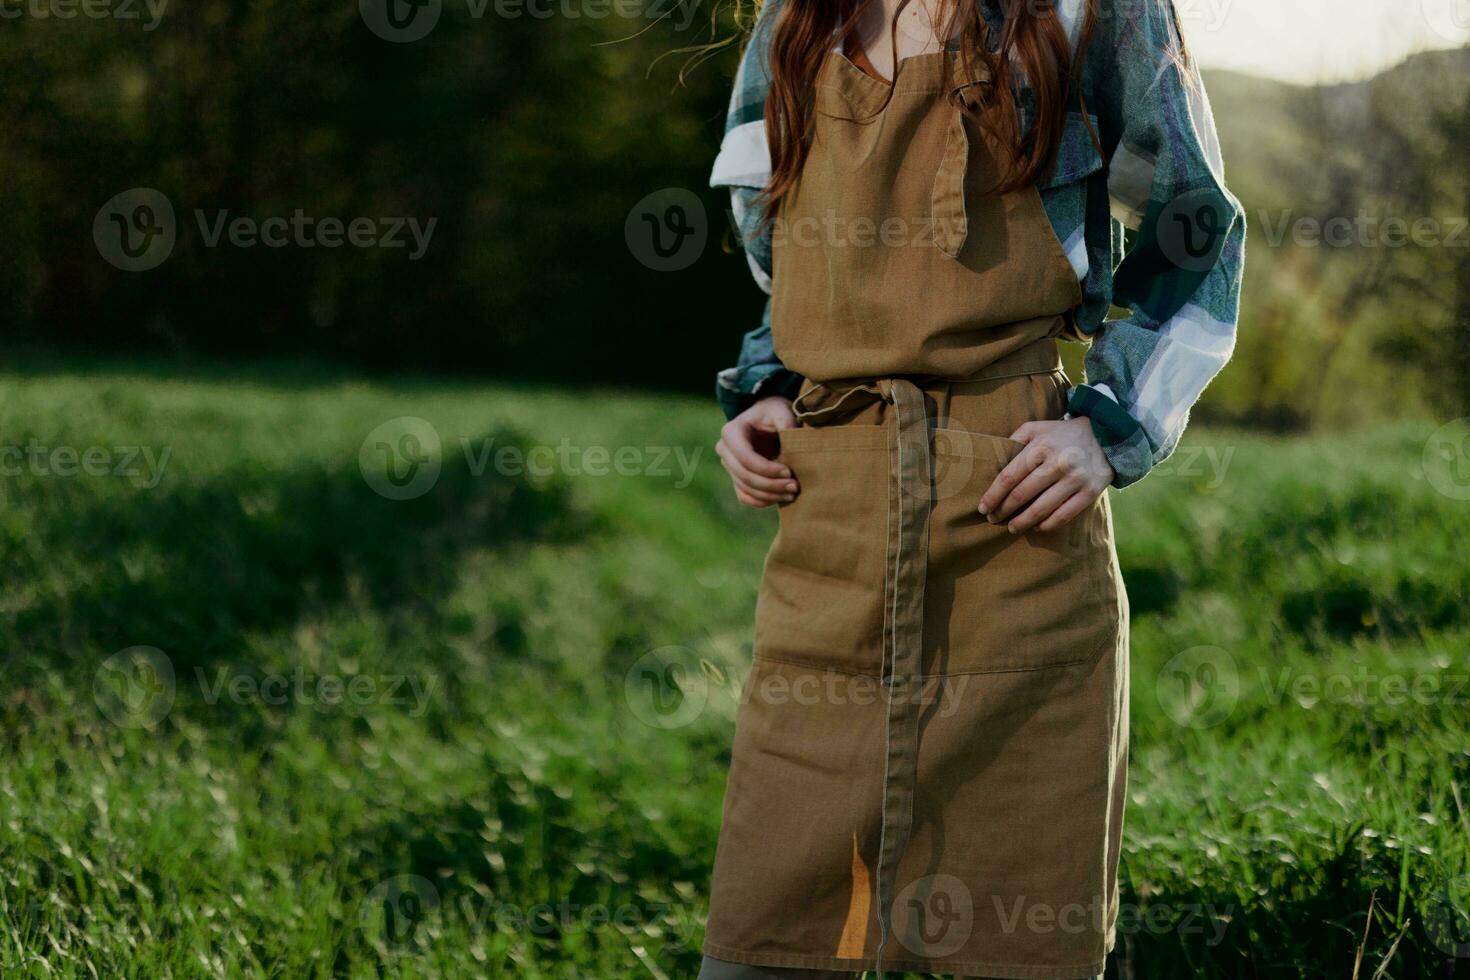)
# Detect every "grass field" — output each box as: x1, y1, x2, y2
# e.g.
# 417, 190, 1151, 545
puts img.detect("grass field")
0, 365, 1467, 978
